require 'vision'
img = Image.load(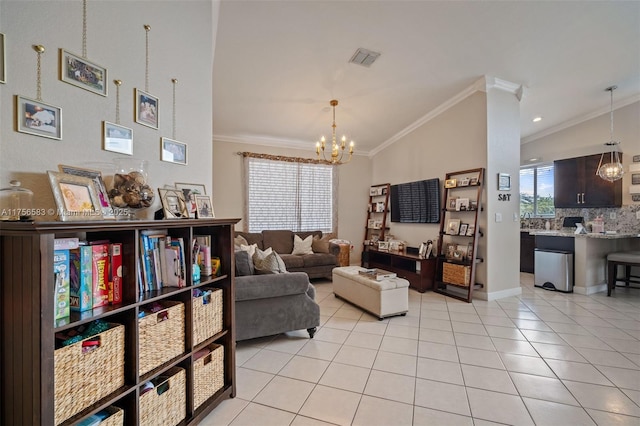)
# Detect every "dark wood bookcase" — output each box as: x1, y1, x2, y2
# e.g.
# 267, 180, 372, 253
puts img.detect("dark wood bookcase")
0, 218, 239, 425
362, 247, 436, 293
